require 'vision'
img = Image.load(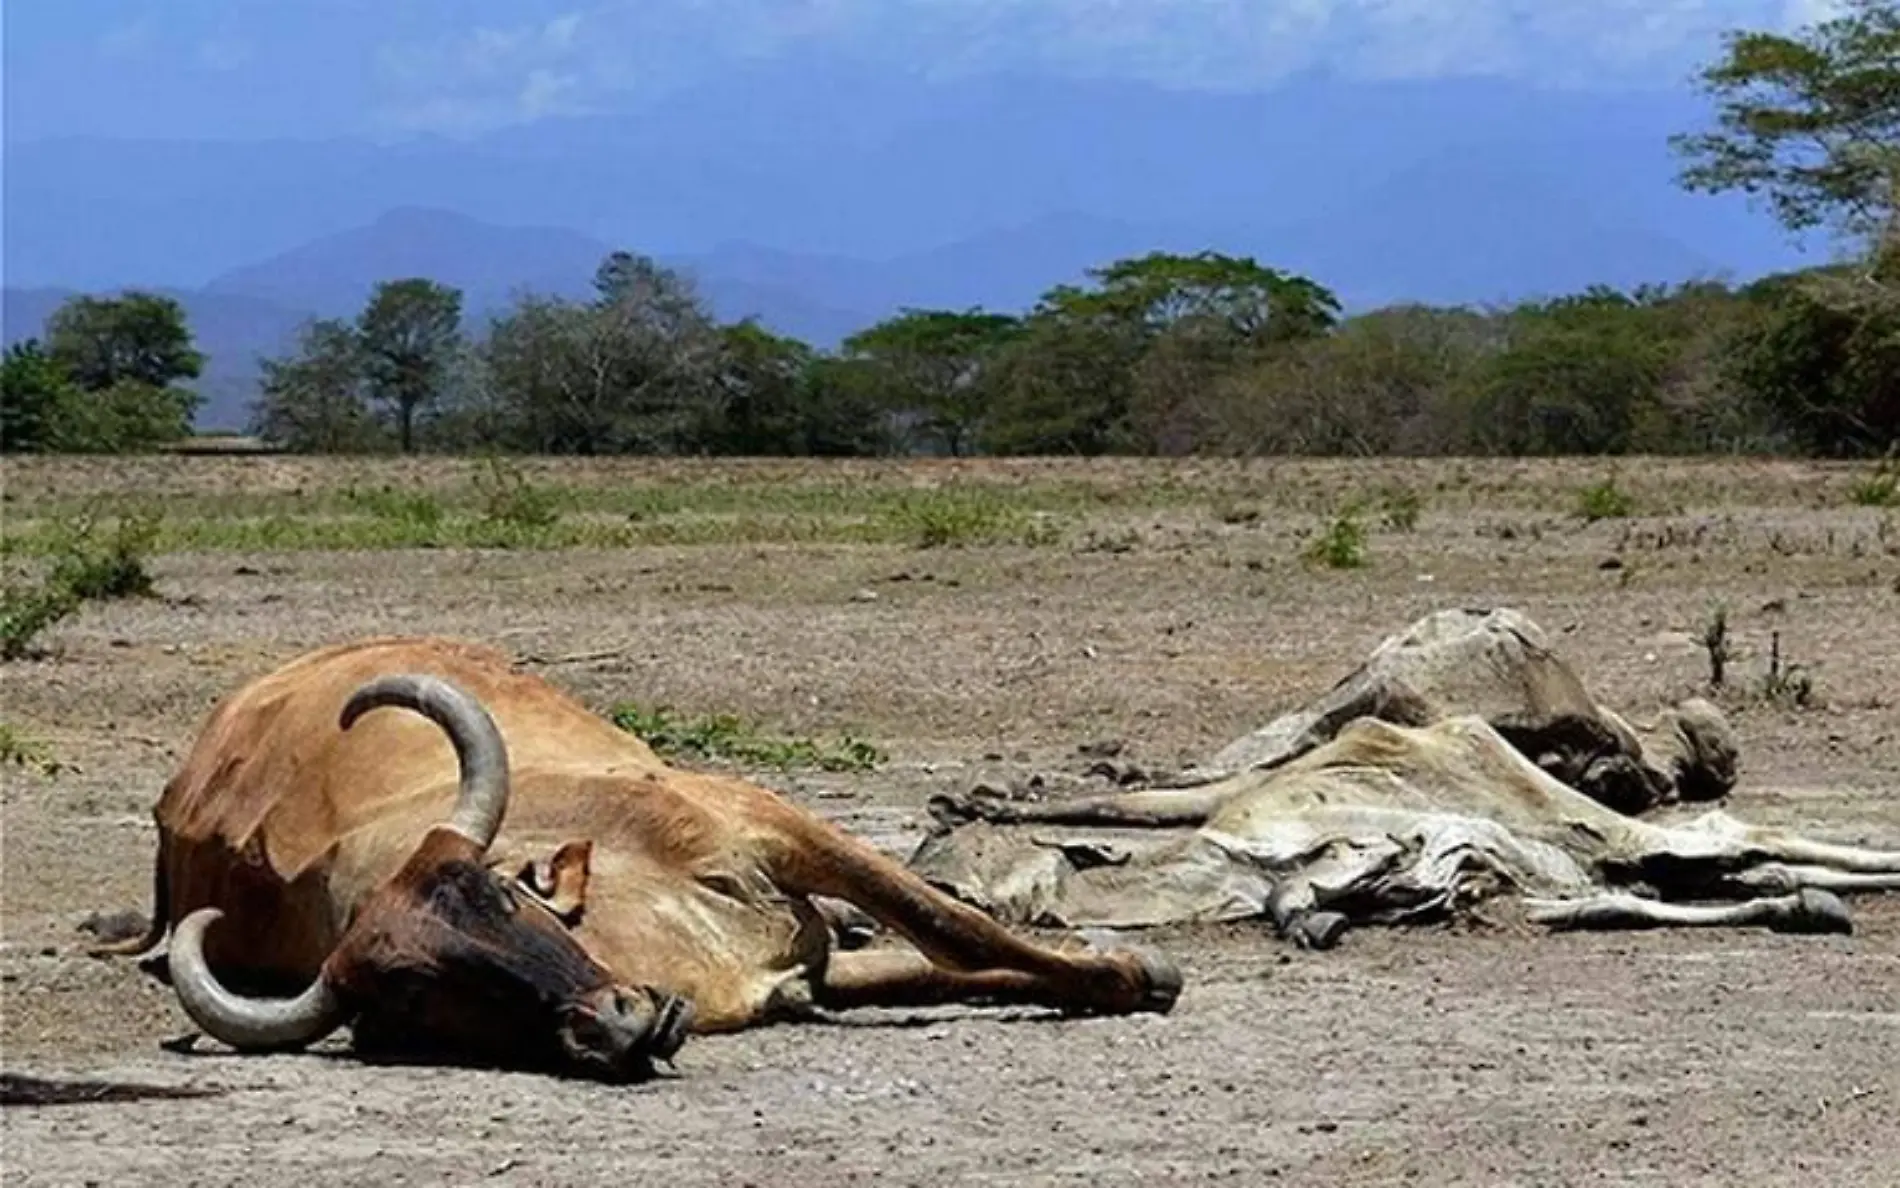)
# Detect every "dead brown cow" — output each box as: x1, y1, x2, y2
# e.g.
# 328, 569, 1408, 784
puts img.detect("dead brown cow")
98, 636, 1181, 1082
